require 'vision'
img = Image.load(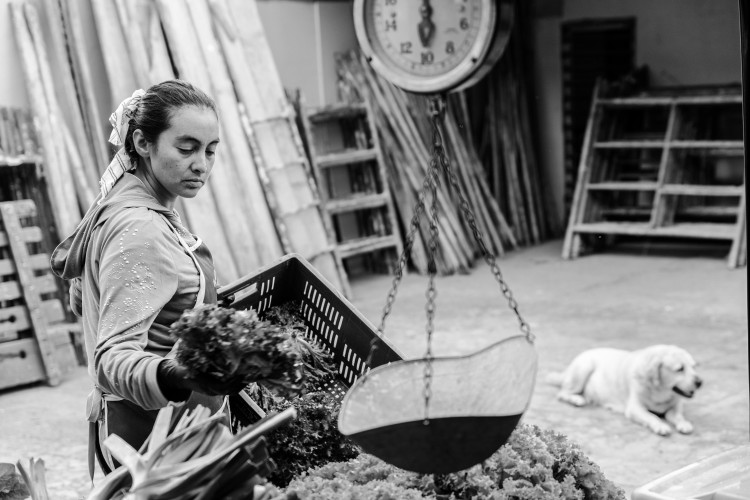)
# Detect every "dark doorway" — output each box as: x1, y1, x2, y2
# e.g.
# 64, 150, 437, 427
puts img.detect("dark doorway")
561, 18, 636, 214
